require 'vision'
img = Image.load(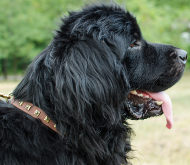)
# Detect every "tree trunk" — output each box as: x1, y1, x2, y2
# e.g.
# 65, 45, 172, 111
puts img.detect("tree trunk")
13, 56, 18, 75
1, 58, 8, 80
